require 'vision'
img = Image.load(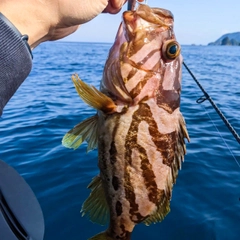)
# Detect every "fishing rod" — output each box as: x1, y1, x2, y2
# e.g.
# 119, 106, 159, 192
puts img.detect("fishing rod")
183, 61, 240, 145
